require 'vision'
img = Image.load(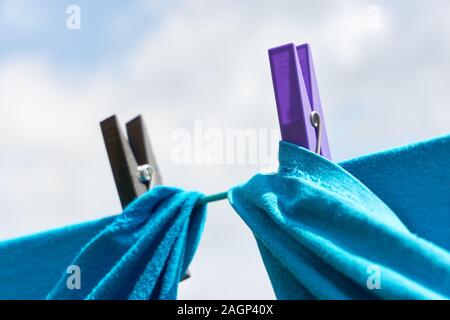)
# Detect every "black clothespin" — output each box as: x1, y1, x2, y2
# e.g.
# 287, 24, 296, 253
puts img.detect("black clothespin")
100, 115, 162, 208
100, 114, 190, 281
